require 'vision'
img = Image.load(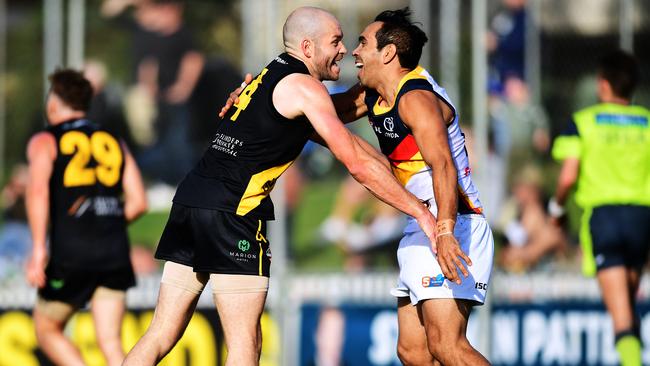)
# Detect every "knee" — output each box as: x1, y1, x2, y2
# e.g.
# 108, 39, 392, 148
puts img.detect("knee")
226, 326, 262, 356
427, 334, 471, 363
397, 341, 432, 366
95, 330, 122, 349
426, 331, 457, 362
33, 313, 64, 339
